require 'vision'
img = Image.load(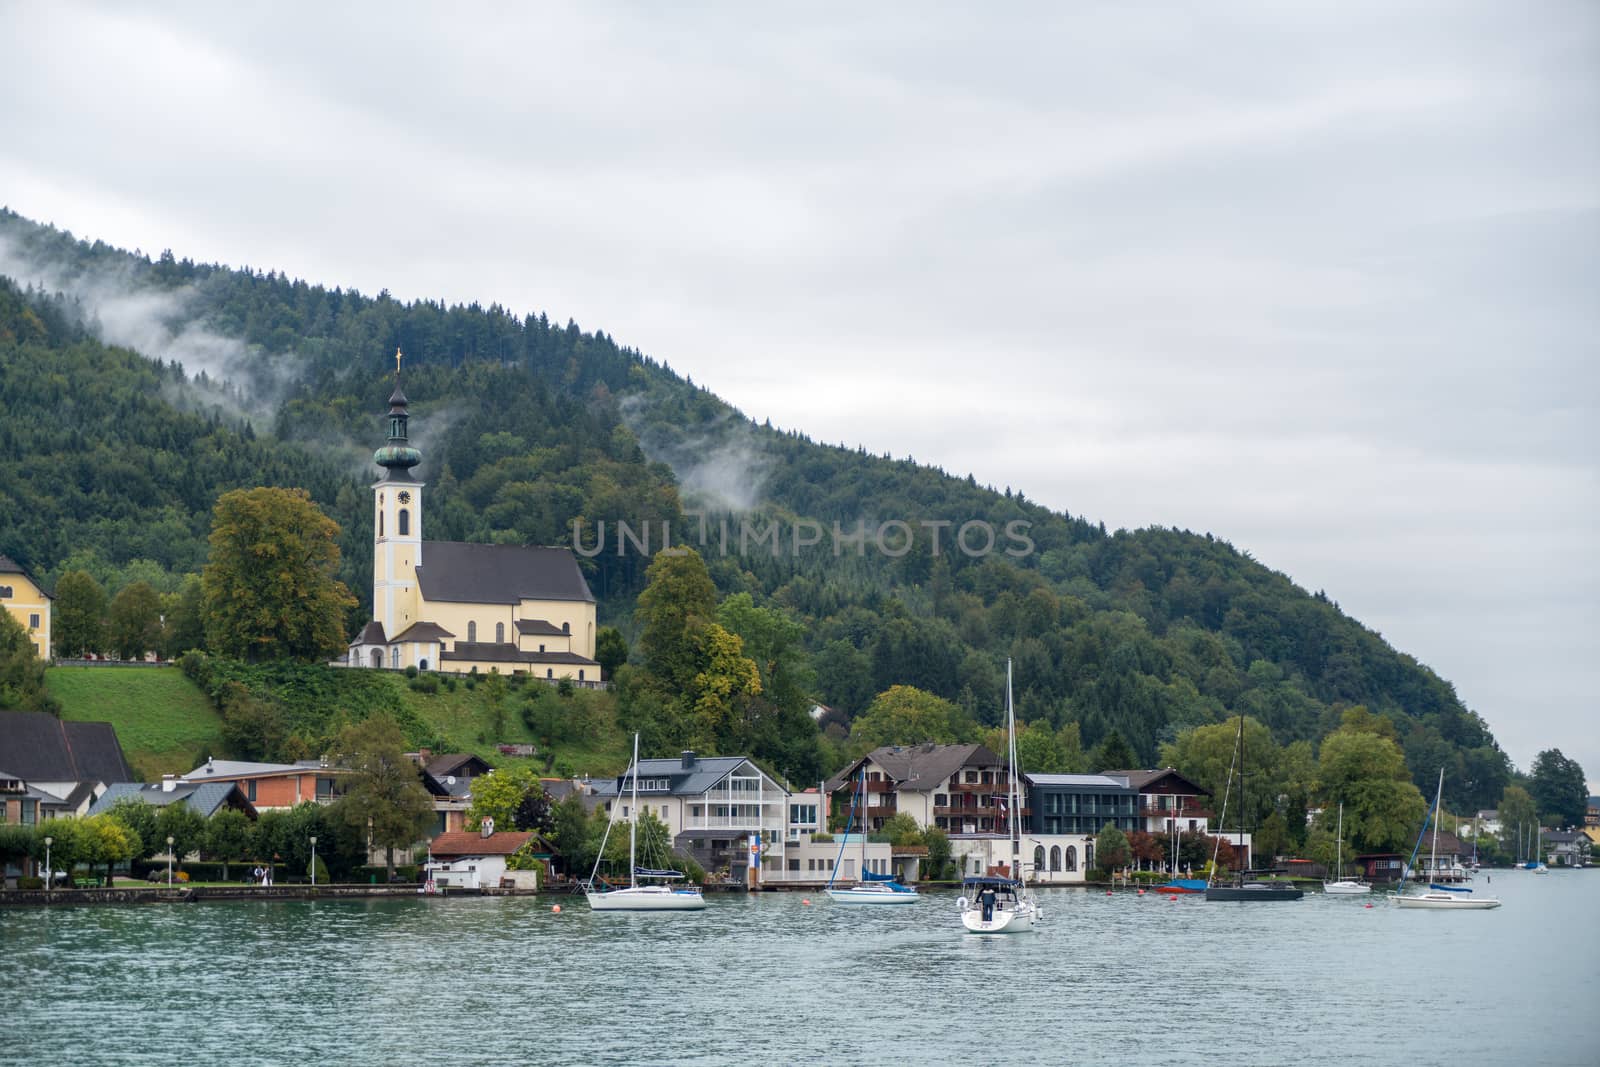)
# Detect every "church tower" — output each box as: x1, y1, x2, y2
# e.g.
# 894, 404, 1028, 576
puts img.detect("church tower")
372, 350, 424, 637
